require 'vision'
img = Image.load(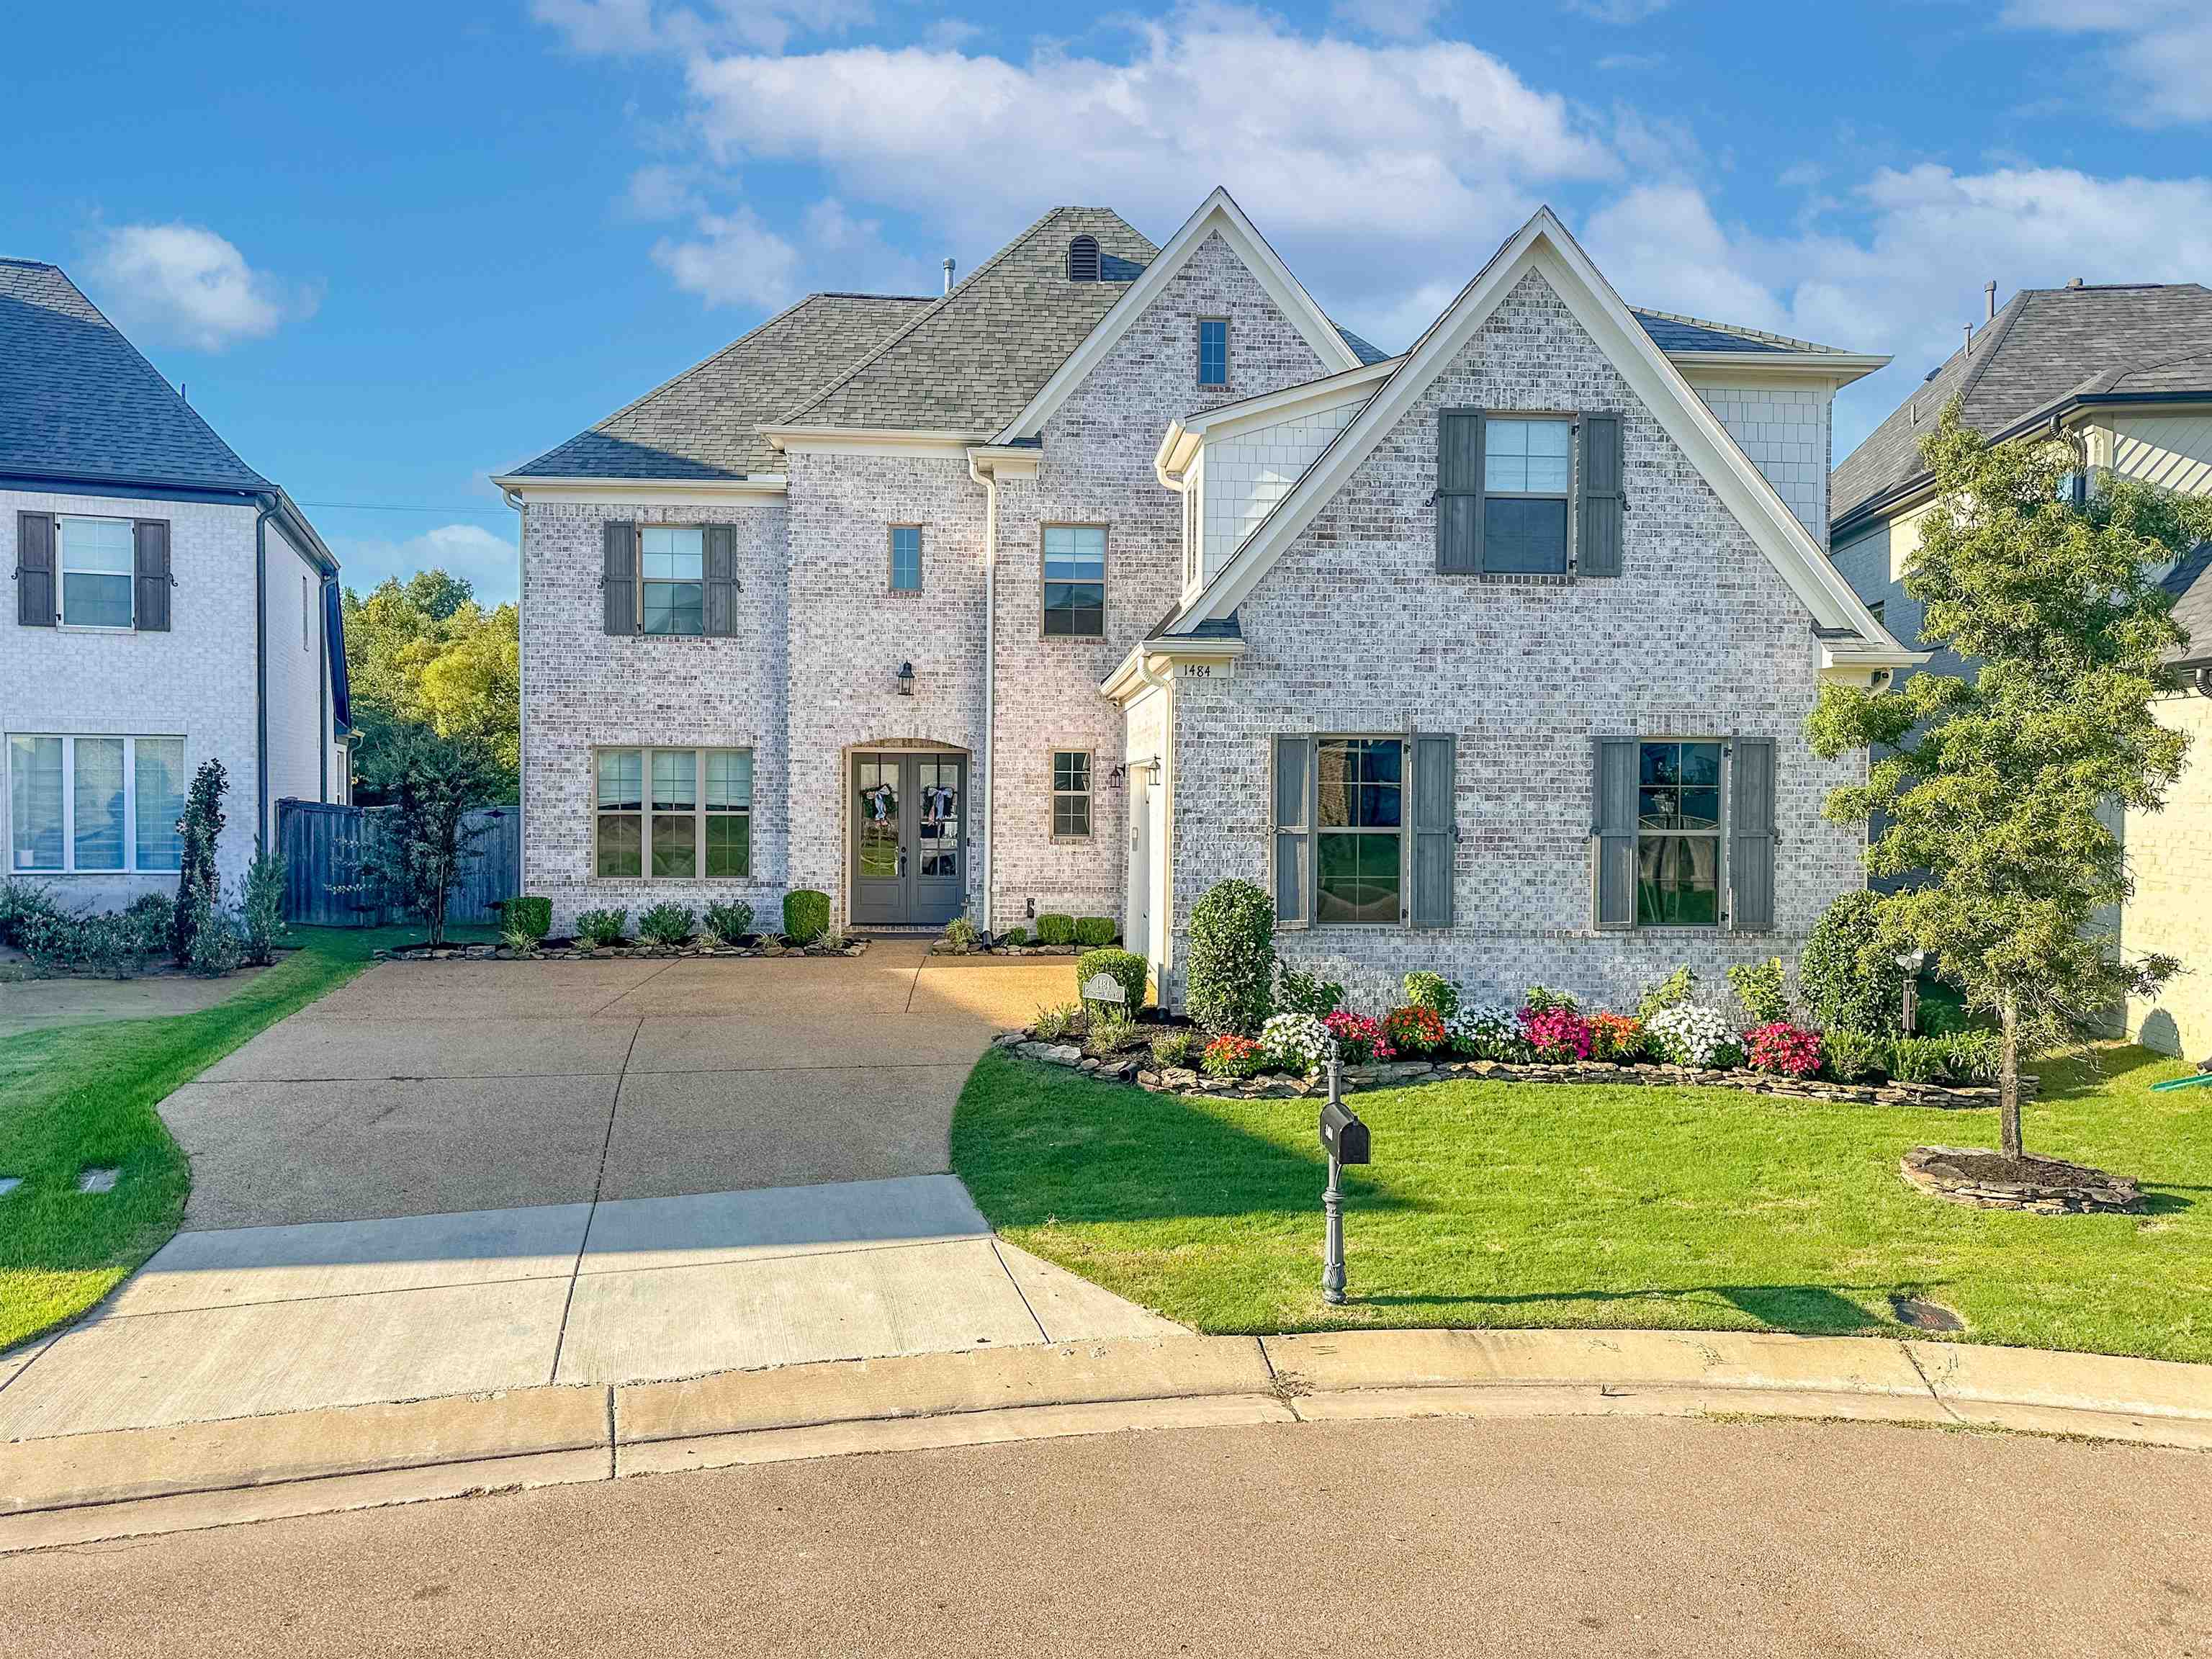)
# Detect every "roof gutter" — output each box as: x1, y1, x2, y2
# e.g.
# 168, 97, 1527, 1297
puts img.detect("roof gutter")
966, 451, 1001, 935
